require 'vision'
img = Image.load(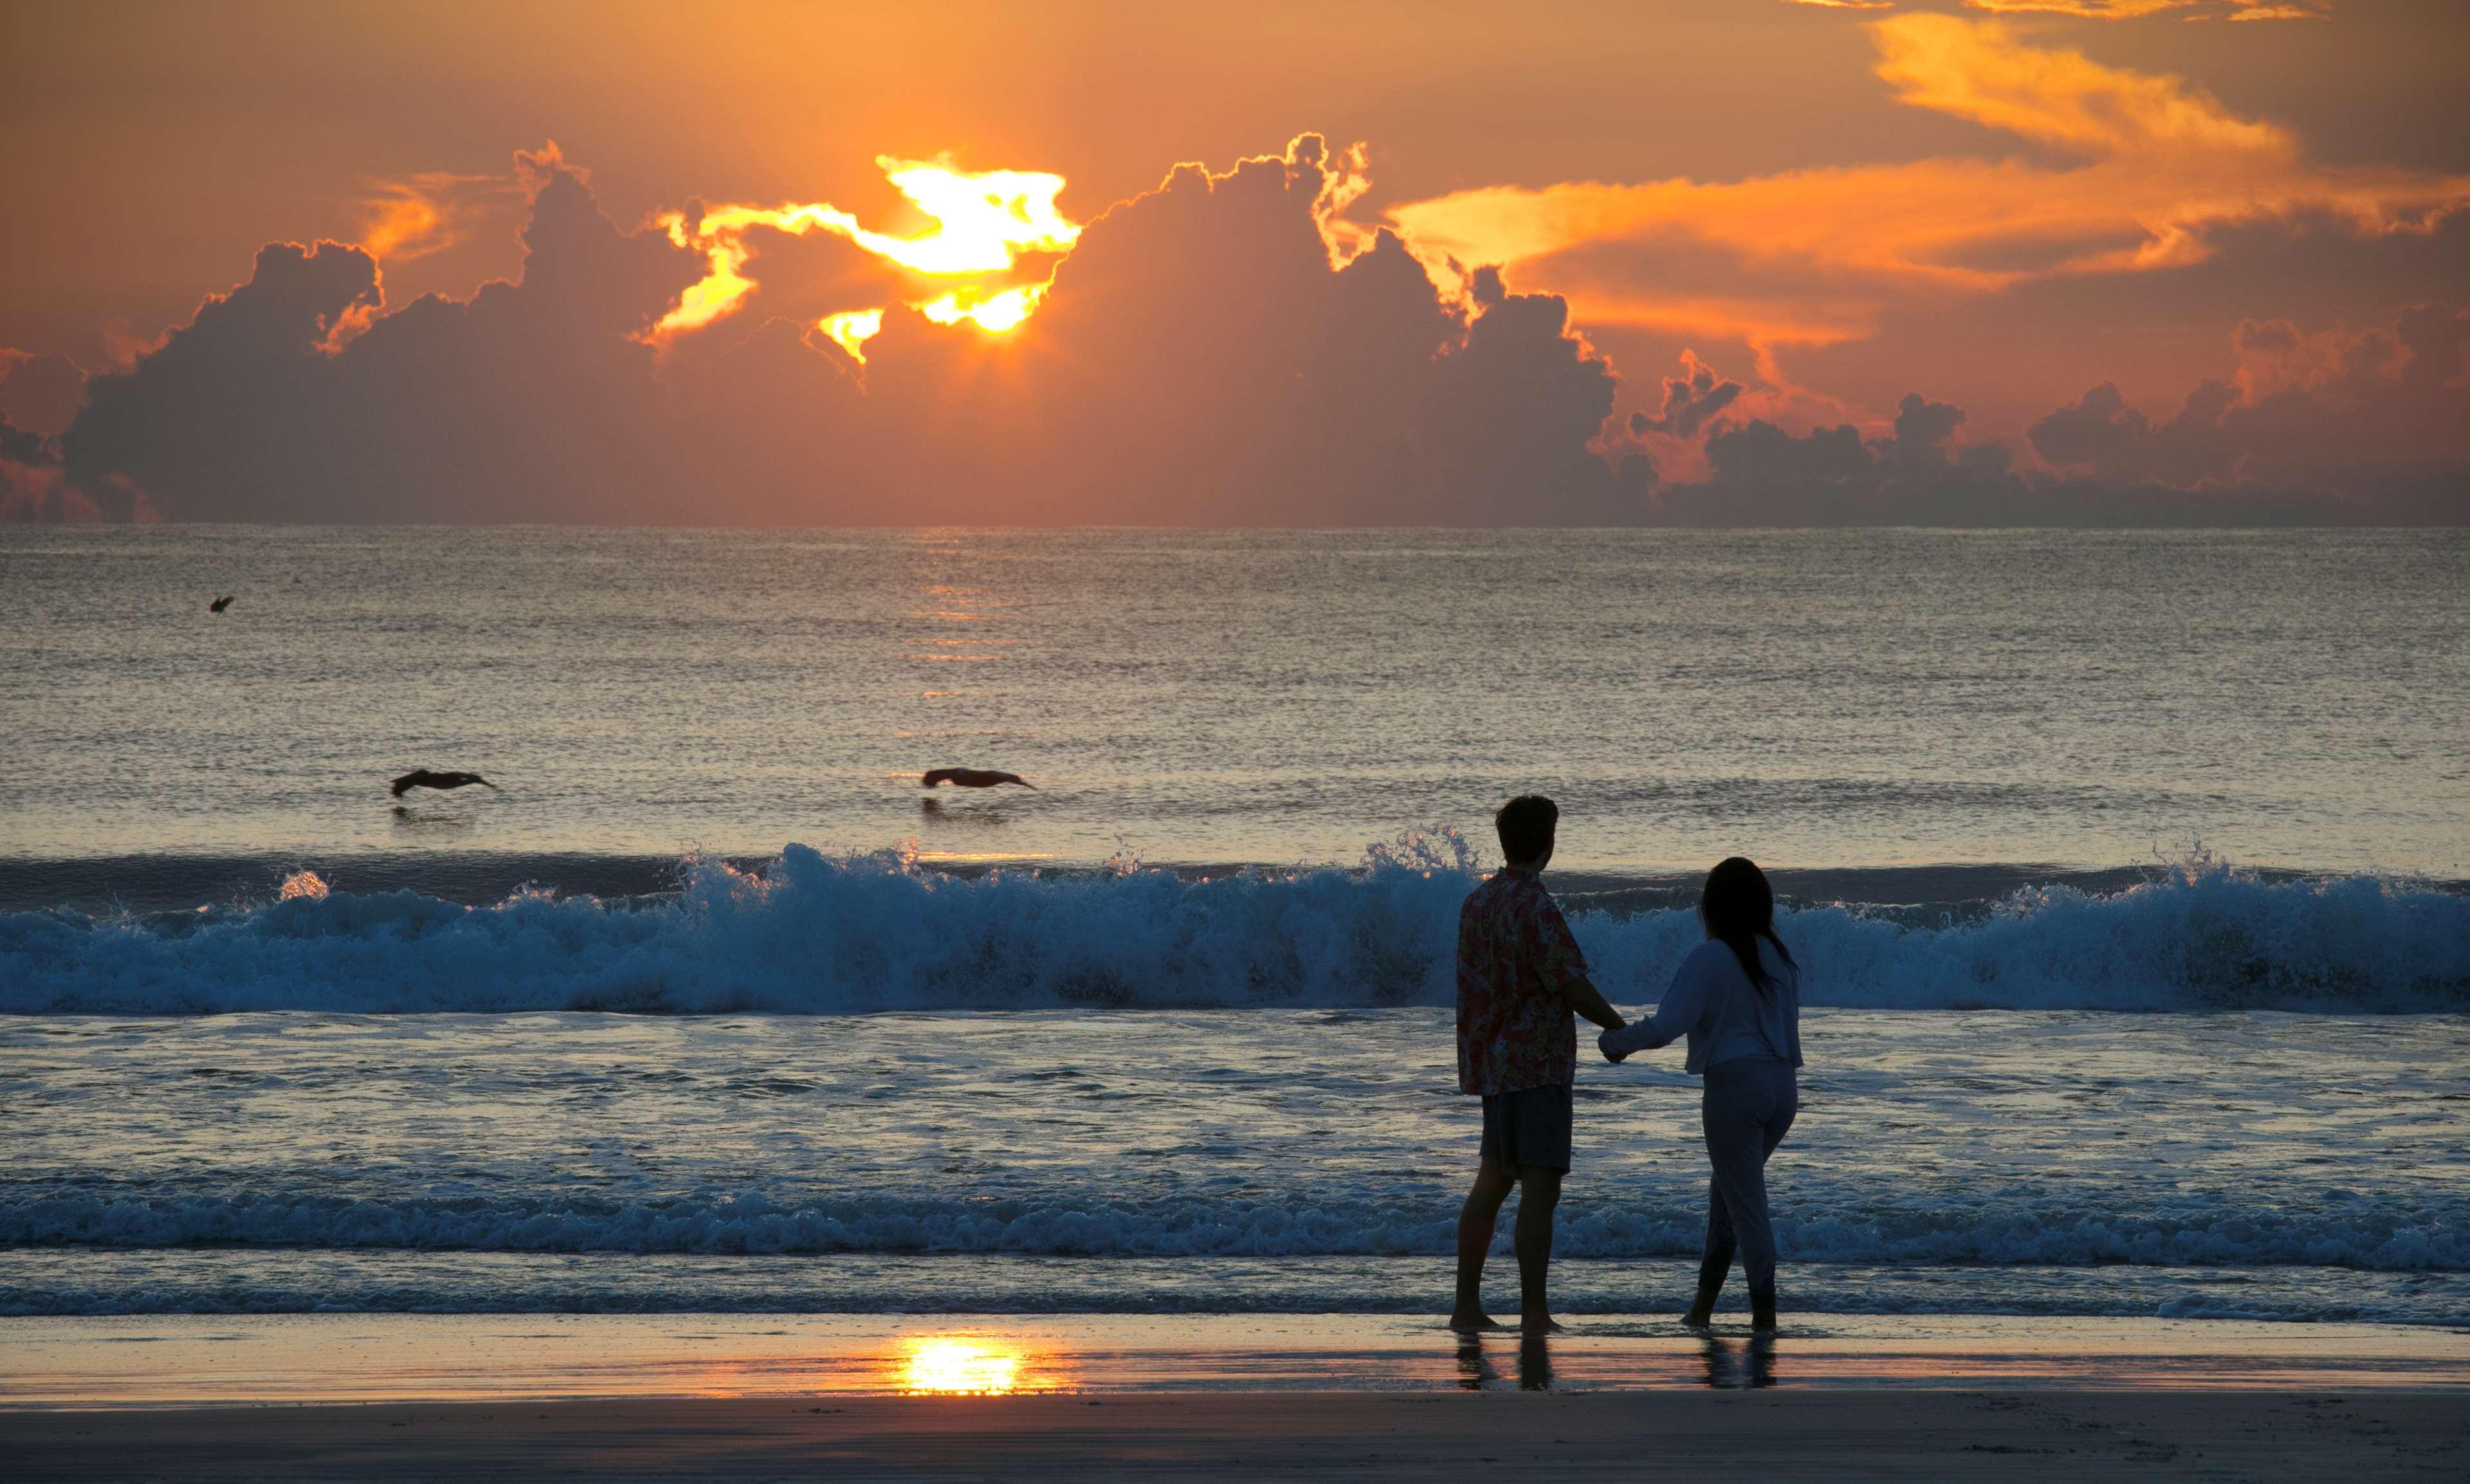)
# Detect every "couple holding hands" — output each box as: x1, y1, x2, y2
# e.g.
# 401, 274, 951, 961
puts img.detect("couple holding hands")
1451, 794, 1803, 1333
